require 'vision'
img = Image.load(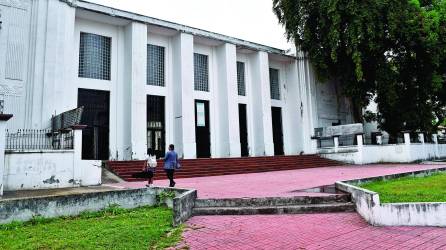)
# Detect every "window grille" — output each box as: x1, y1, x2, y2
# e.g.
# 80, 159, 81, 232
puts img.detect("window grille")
147, 44, 165, 86
78, 32, 111, 80
269, 68, 281, 100
237, 61, 246, 96
194, 53, 209, 92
